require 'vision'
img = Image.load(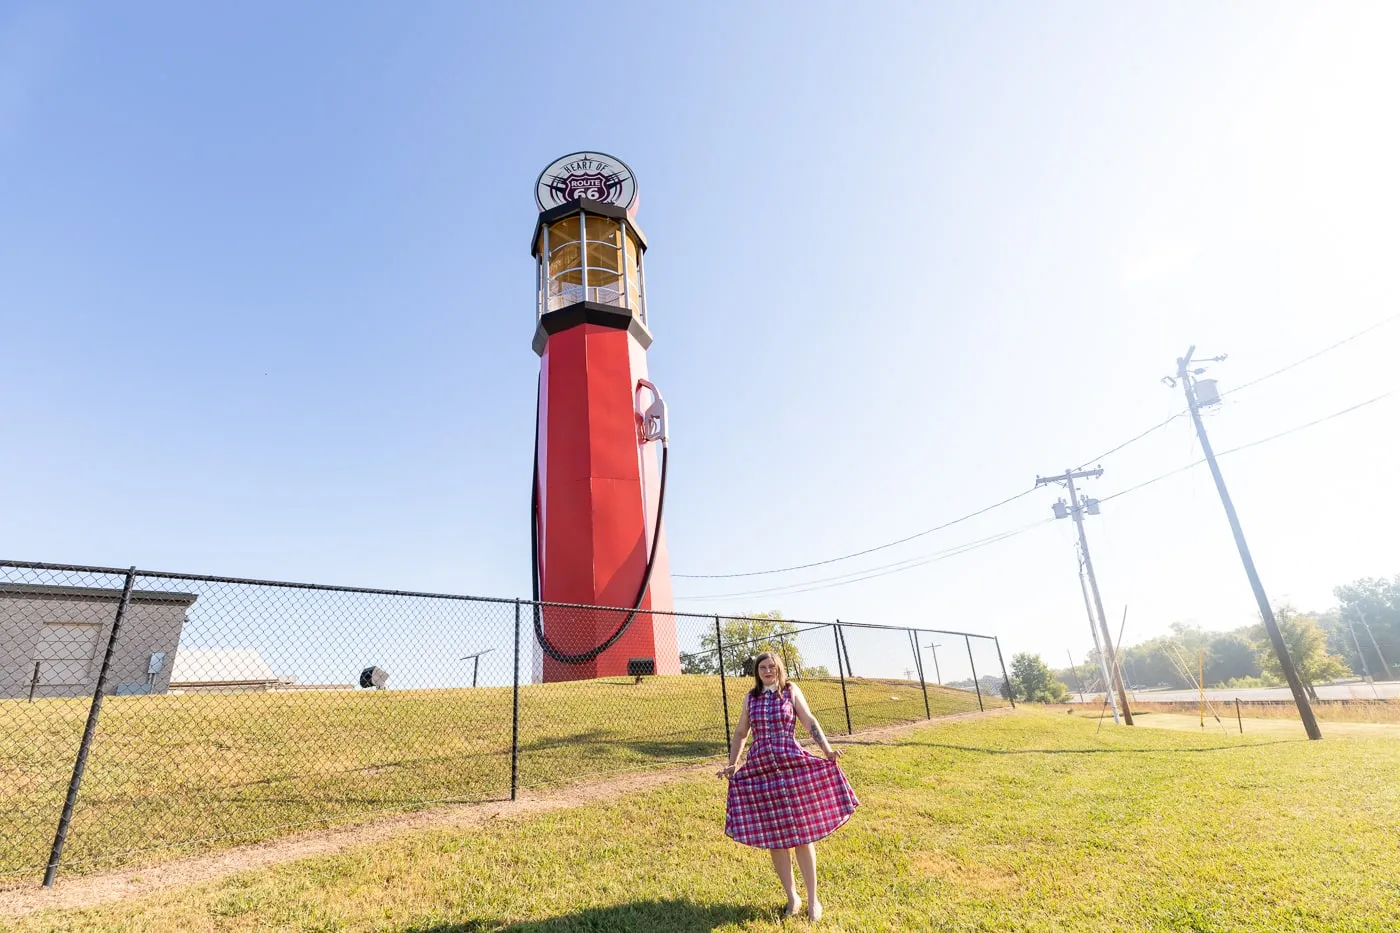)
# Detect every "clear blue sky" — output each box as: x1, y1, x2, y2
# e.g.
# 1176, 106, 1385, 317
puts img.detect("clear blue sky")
3, 2, 1397, 679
